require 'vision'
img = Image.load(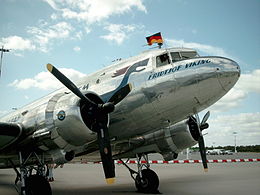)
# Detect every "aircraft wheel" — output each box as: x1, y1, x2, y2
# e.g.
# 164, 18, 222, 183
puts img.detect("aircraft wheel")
25, 175, 52, 195
135, 169, 159, 193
